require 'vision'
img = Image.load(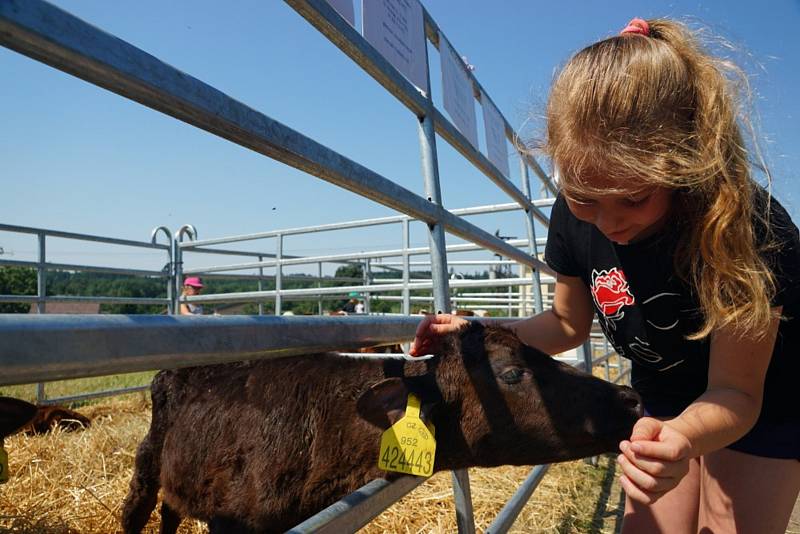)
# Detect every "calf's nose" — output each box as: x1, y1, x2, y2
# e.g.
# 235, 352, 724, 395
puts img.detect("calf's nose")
618, 386, 644, 418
